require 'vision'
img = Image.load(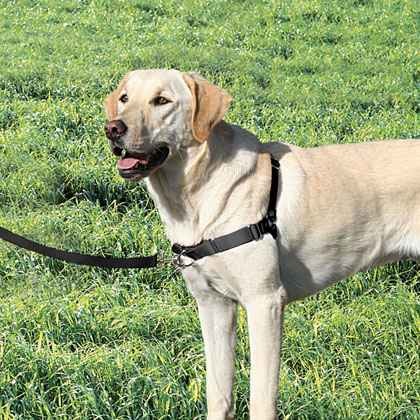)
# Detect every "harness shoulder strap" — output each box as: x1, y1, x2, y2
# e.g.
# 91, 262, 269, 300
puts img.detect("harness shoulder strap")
172, 155, 280, 262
